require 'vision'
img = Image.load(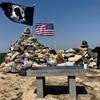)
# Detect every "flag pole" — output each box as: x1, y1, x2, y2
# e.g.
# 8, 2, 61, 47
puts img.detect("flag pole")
53, 35, 57, 50
52, 23, 57, 50
30, 26, 33, 36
